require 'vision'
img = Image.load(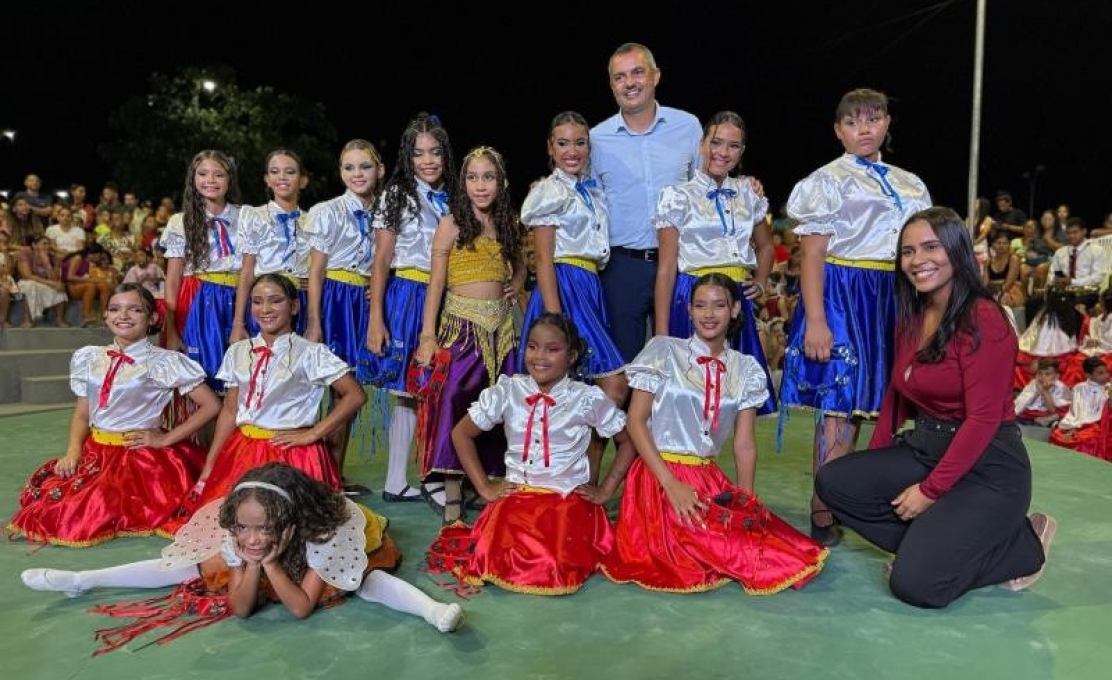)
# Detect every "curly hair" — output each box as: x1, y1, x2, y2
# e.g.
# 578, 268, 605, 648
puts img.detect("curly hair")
217, 462, 348, 585
452, 146, 521, 265
379, 113, 457, 234
182, 150, 242, 272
